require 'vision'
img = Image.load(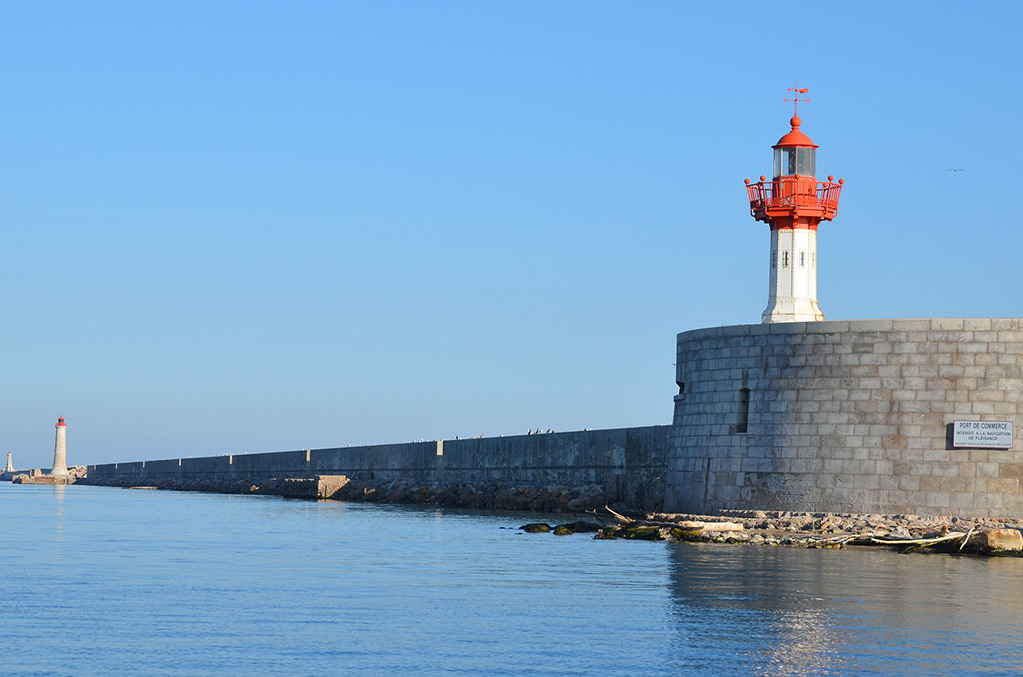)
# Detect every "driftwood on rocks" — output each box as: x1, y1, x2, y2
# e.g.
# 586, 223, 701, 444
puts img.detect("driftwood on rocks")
870, 532, 967, 546
872, 531, 970, 554
958, 526, 977, 552
602, 506, 743, 532
527, 508, 1023, 558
